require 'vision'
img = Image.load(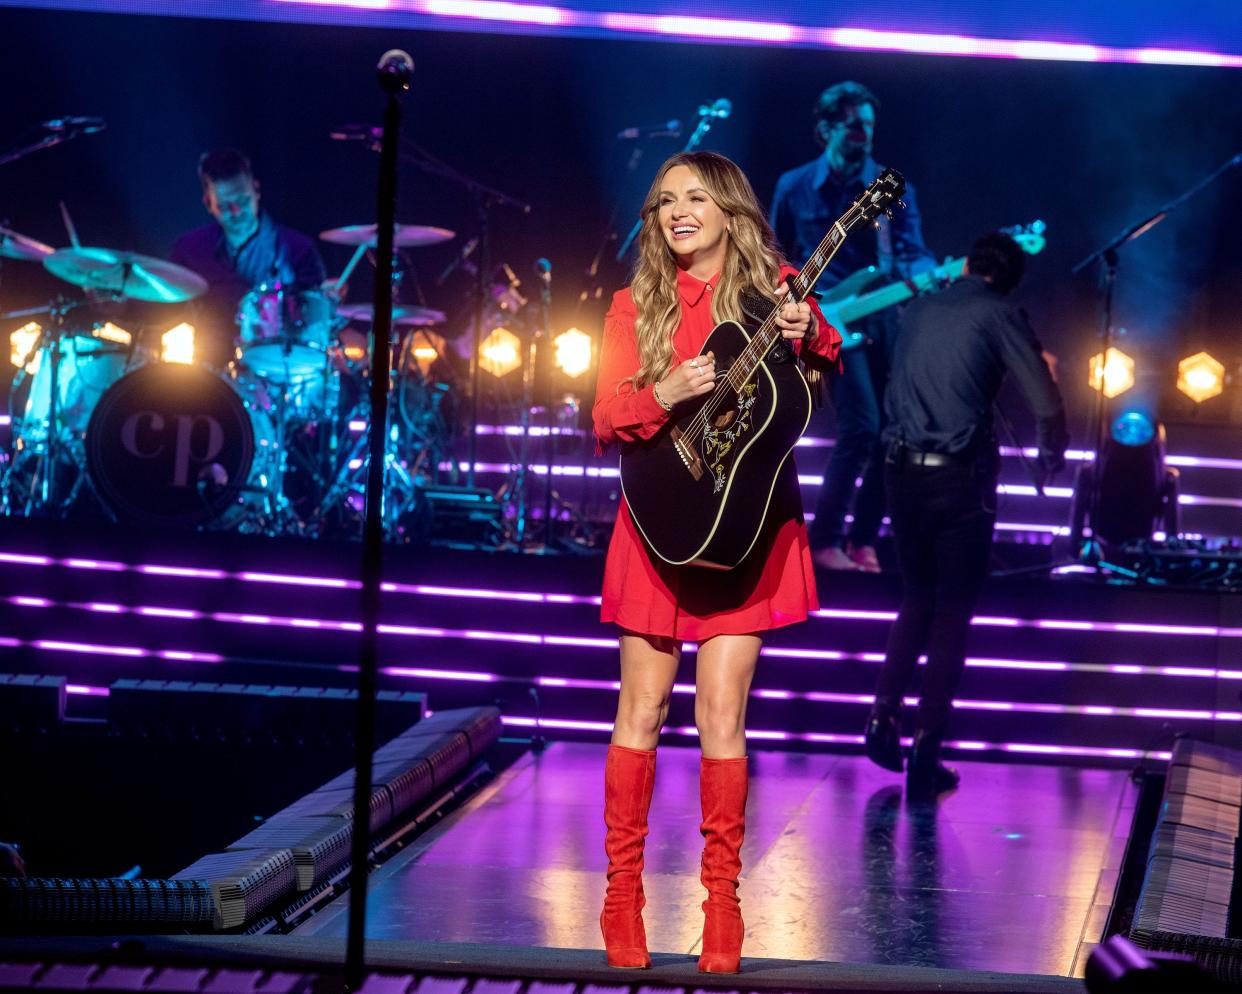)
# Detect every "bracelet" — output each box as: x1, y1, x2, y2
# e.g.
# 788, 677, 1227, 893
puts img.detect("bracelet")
652, 381, 673, 412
